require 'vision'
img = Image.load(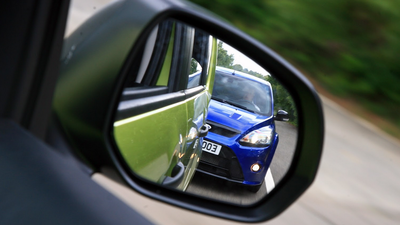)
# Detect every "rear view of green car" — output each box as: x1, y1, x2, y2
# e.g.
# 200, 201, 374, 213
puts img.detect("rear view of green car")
113, 20, 217, 191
